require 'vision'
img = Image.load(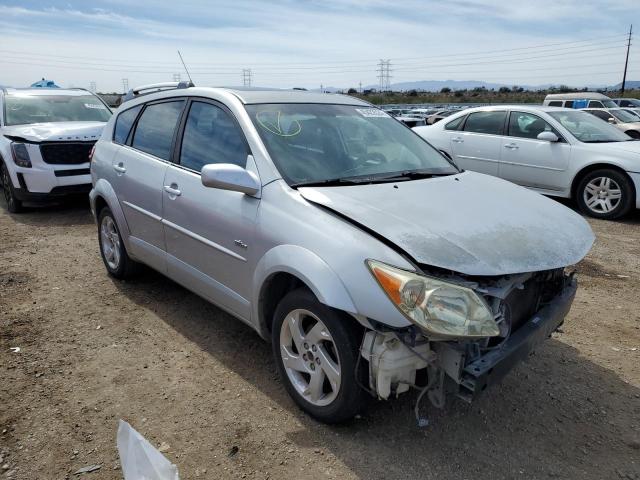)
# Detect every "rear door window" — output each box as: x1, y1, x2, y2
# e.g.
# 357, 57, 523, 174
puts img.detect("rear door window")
463, 111, 506, 135
548, 101, 562, 107
113, 105, 142, 145
131, 101, 185, 161
588, 100, 604, 108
